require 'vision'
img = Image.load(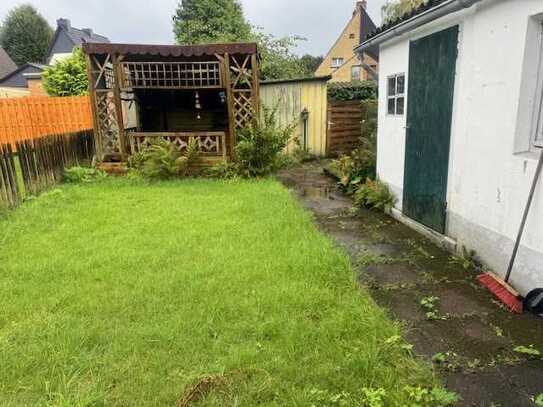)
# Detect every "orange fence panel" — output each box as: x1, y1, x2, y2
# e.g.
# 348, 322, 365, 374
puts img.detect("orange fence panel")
0, 96, 93, 145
